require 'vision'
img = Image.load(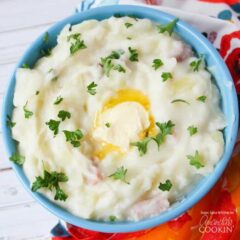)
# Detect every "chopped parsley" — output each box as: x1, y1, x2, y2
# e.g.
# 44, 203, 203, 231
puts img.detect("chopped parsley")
187, 126, 198, 136
197, 95, 207, 102
46, 119, 61, 135
152, 59, 163, 70
190, 54, 204, 72
35, 91, 40, 95
22, 63, 29, 69
128, 47, 139, 62
58, 110, 71, 121
6, 115, 16, 128
157, 18, 179, 36
32, 169, 68, 201
171, 99, 189, 104
159, 179, 172, 191
63, 129, 84, 147
9, 152, 25, 166
109, 215, 117, 222
109, 166, 129, 184
40, 48, 52, 57
67, 33, 87, 55
87, 82, 97, 95
152, 121, 175, 150
161, 72, 172, 82
23, 102, 33, 119
125, 22, 133, 28
131, 137, 151, 156
127, 37, 132, 40
187, 150, 204, 169
54, 96, 63, 105
105, 122, 111, 128
43, 32, 49, 43
51, 76, 58, 81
